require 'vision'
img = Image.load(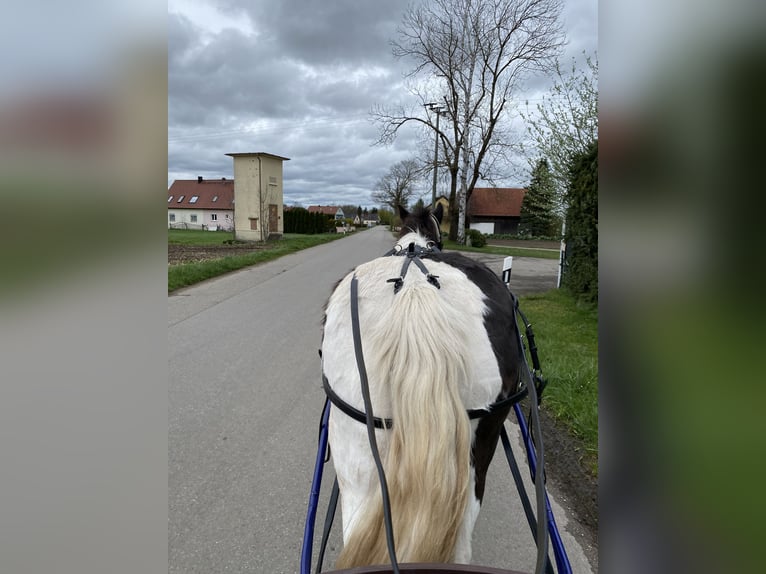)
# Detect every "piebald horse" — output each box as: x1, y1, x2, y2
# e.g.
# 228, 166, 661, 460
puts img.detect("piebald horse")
321, 205, 523, 567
